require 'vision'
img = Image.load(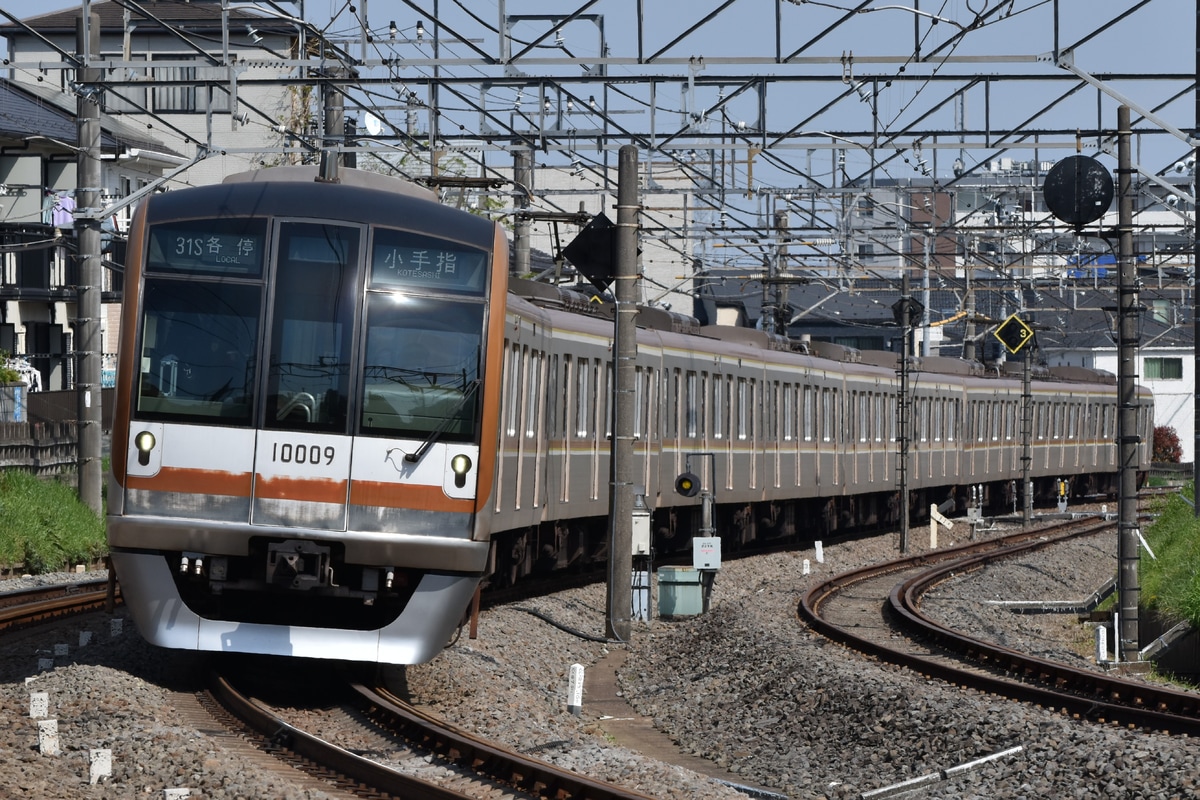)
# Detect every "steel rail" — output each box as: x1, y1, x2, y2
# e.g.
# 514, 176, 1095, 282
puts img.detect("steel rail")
351, 682, 659, 800
0, 579, 116, 632
800, 518, 1200, 736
